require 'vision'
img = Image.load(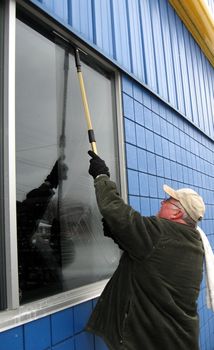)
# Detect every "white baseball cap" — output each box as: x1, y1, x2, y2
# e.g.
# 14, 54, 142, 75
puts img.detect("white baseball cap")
163, 184, 205, 222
